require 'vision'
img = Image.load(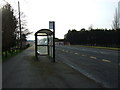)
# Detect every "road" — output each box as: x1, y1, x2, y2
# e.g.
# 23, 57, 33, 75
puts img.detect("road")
3, 46, 102, 88
55, 45, 119, 88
